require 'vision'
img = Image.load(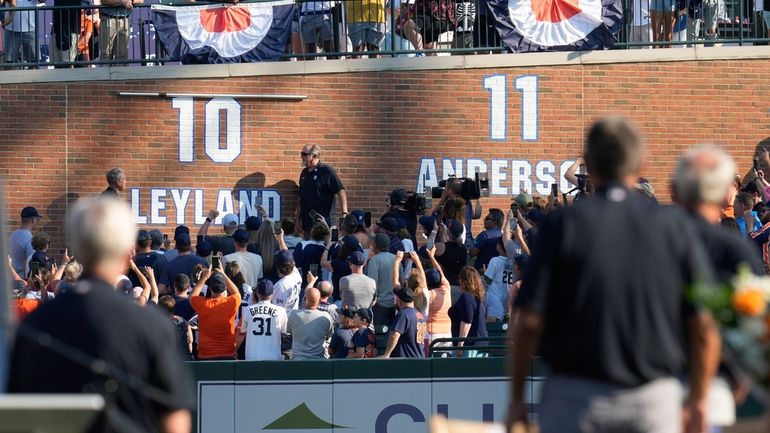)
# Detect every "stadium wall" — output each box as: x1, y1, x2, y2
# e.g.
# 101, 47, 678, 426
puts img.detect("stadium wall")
1, 47, 769, 250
